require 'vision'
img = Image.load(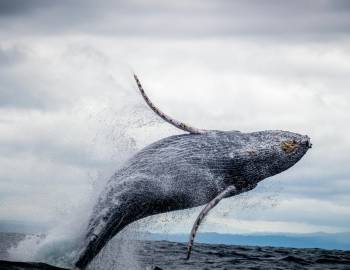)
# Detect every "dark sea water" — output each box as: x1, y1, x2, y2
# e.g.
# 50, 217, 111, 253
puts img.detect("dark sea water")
137, 241, 350, 270
1, 233, 350, 270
